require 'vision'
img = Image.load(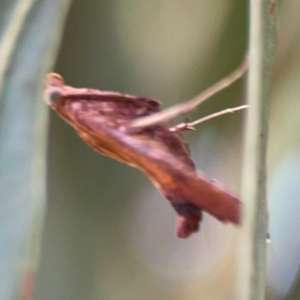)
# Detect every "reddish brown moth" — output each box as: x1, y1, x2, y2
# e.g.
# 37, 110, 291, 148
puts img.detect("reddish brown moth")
44, 63, 246, 238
